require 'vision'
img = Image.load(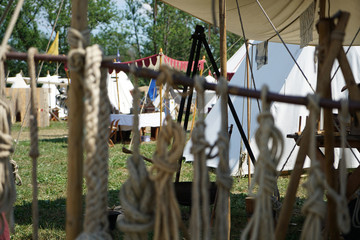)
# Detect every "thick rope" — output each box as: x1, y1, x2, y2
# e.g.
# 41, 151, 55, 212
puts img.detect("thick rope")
189, 76, 211, 240
214, 77, 233, 240
148, 66, 186, 240
149, 115, 185, 240
241, 85, 284, 240
0, 2, 23, 232
117, 63, 155, 239
0, 97, 15, 235
68, 28, 111, 239
76, 44, 112, 240
300, 94, 326, 240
